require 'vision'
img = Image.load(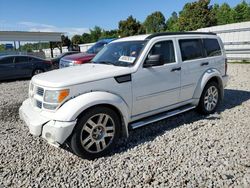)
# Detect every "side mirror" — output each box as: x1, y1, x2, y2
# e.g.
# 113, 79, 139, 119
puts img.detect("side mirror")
143, 54, 164, 68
